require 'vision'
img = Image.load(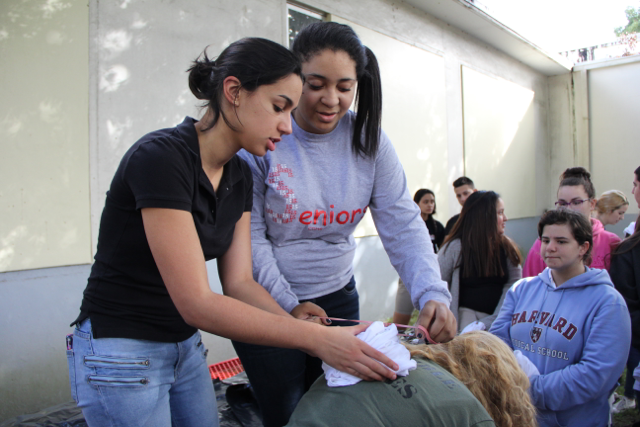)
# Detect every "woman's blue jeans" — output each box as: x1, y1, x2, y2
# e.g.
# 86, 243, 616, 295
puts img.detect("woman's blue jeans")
232, 277, 359, 427
66, 318, 218, 427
